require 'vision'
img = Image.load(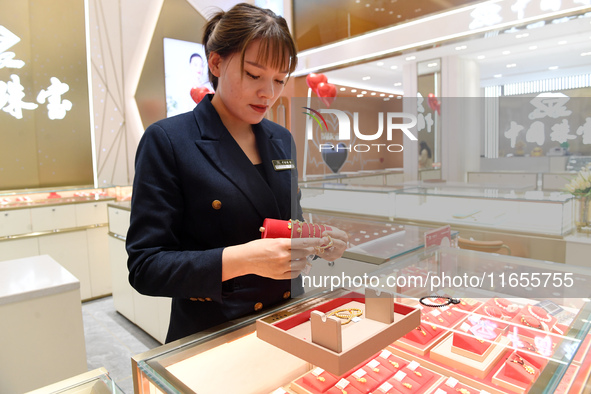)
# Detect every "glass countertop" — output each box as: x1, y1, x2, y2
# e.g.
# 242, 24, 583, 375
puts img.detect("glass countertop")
303, 213, 457, 264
